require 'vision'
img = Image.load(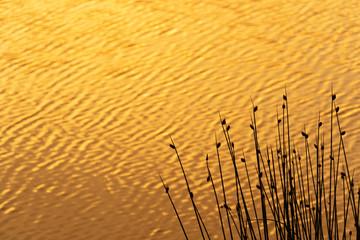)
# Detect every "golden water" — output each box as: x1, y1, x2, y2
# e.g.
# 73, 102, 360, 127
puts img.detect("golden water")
1, 0, 360, 239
